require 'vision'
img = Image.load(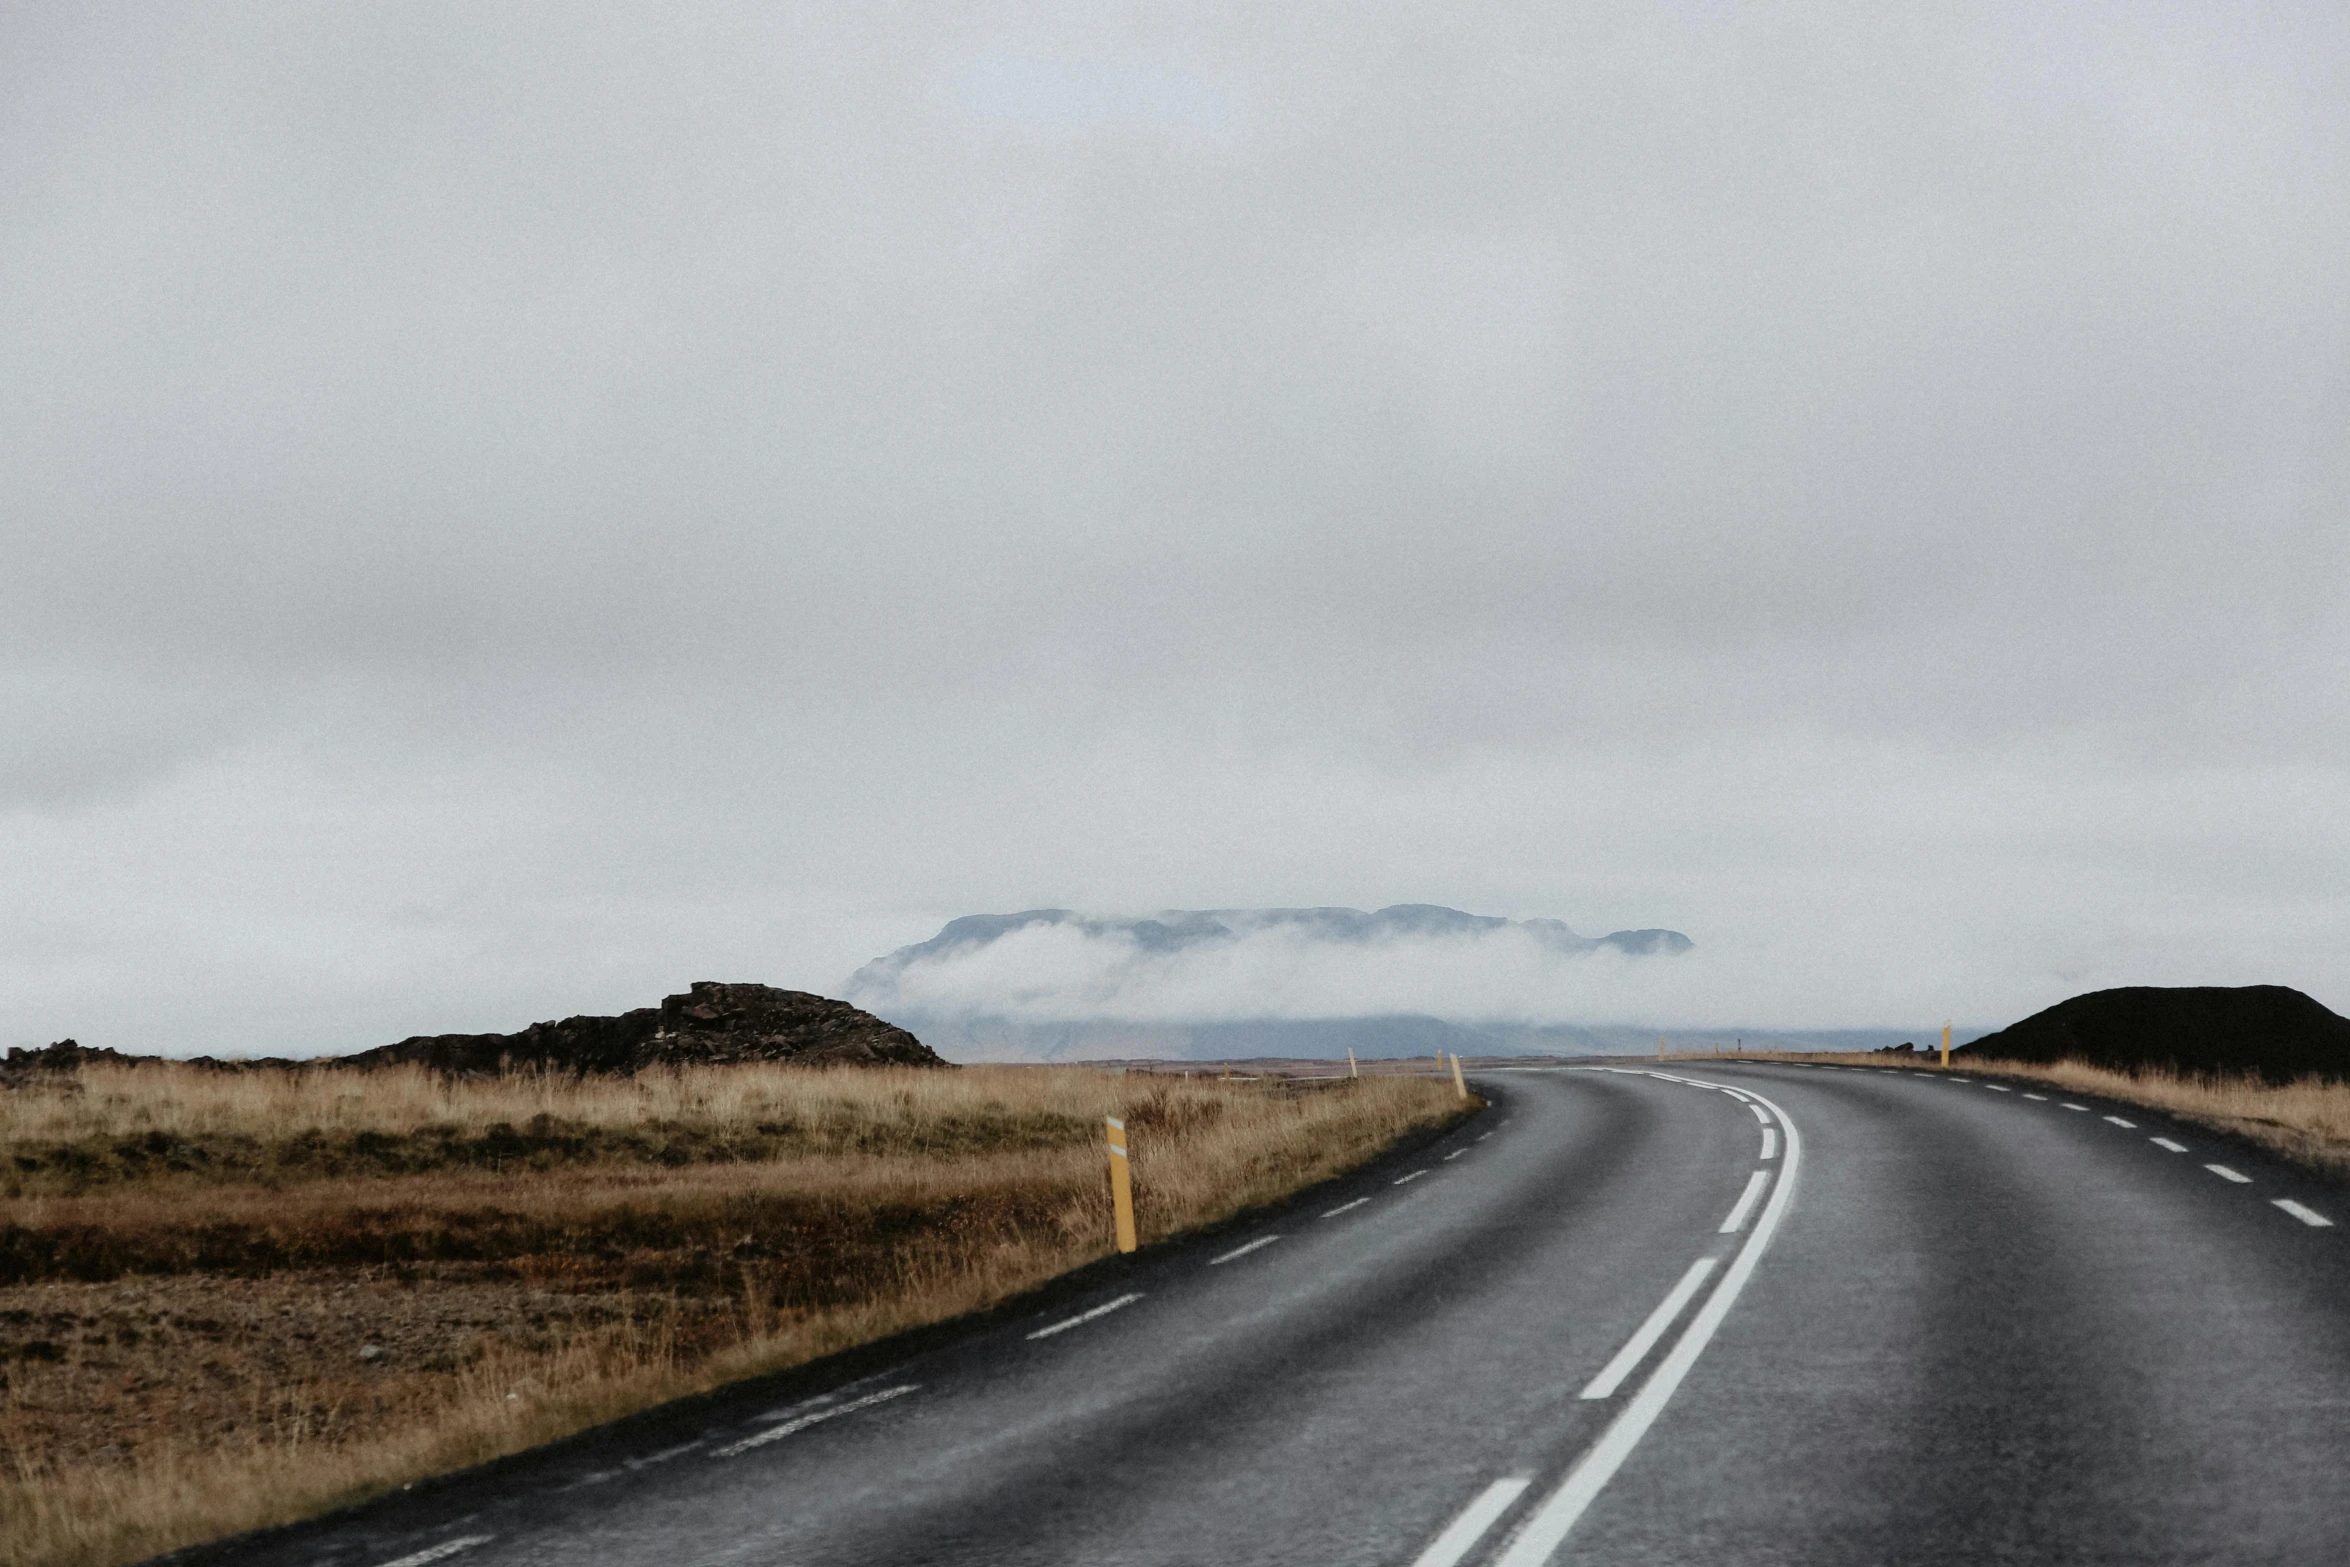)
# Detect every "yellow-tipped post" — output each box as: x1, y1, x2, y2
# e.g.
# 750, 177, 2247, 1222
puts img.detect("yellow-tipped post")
1347, 1048, 1359, 1079
1940, 1021, 1952, 1069
1450, 1051, 1468, 1100
1105, 1116, 1137, 1254
1658, 1034, 1666, 1061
